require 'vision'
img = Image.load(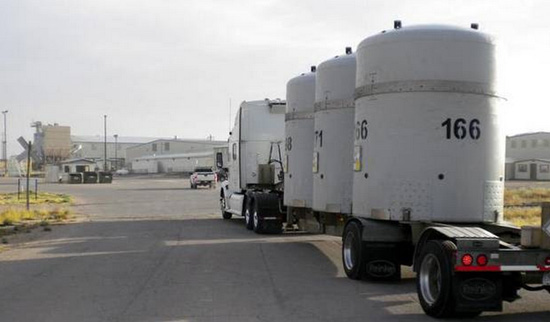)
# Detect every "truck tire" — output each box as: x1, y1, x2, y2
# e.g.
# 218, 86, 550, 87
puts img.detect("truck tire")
252, 201, 265, 234
342, 221, 365, 280
417, 240, 458, 318
244, 198, 254, 230
220, 193, 232, 219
